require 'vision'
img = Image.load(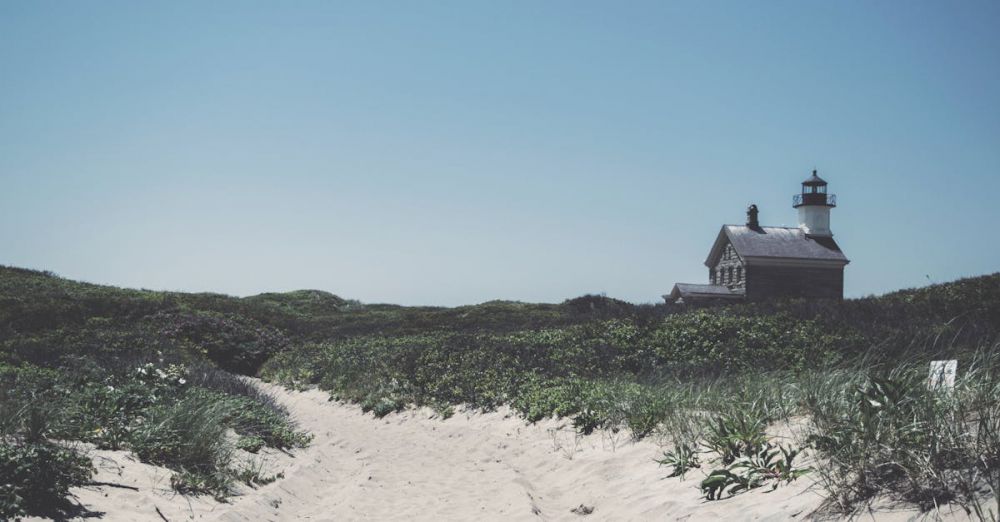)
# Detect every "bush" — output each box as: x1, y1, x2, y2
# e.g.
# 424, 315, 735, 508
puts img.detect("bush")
153, 311, 289, 375
0, 442, 93, 519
